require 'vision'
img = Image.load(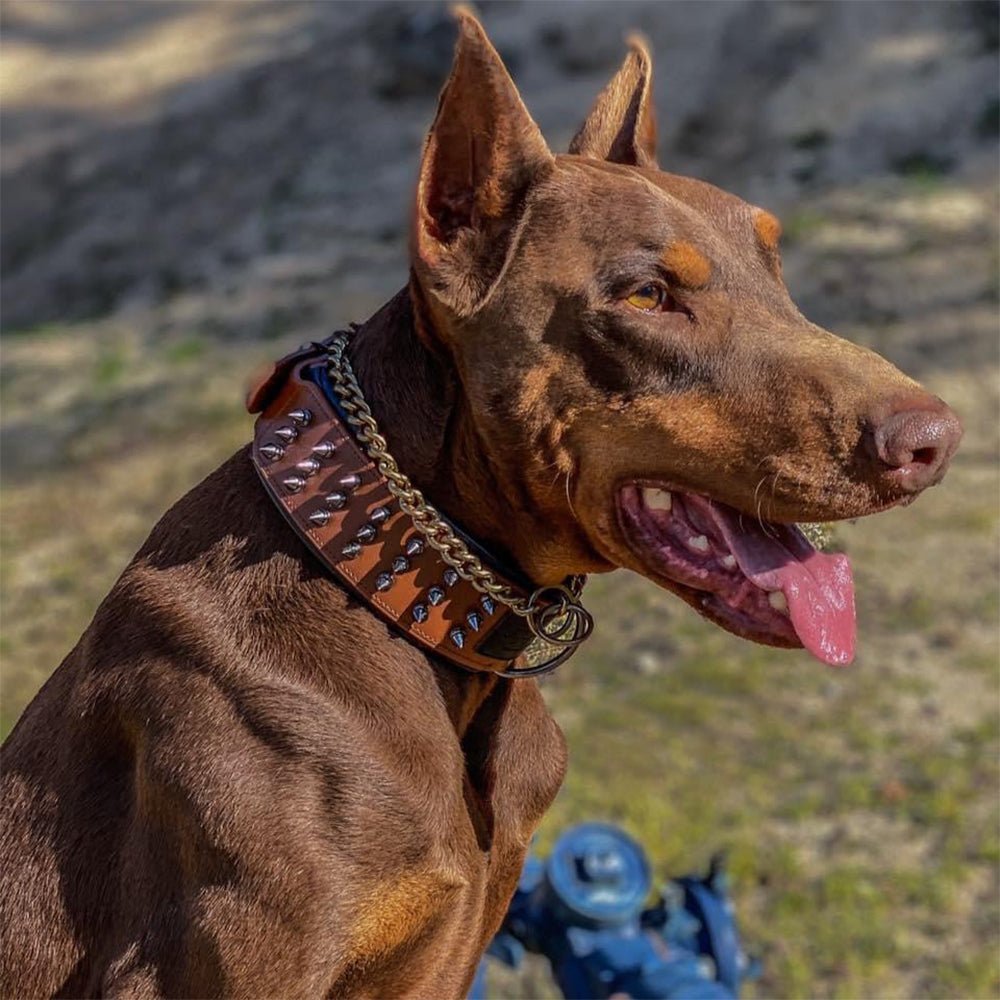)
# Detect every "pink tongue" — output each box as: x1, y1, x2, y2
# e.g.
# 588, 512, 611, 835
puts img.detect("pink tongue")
712, 507, 856, 666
